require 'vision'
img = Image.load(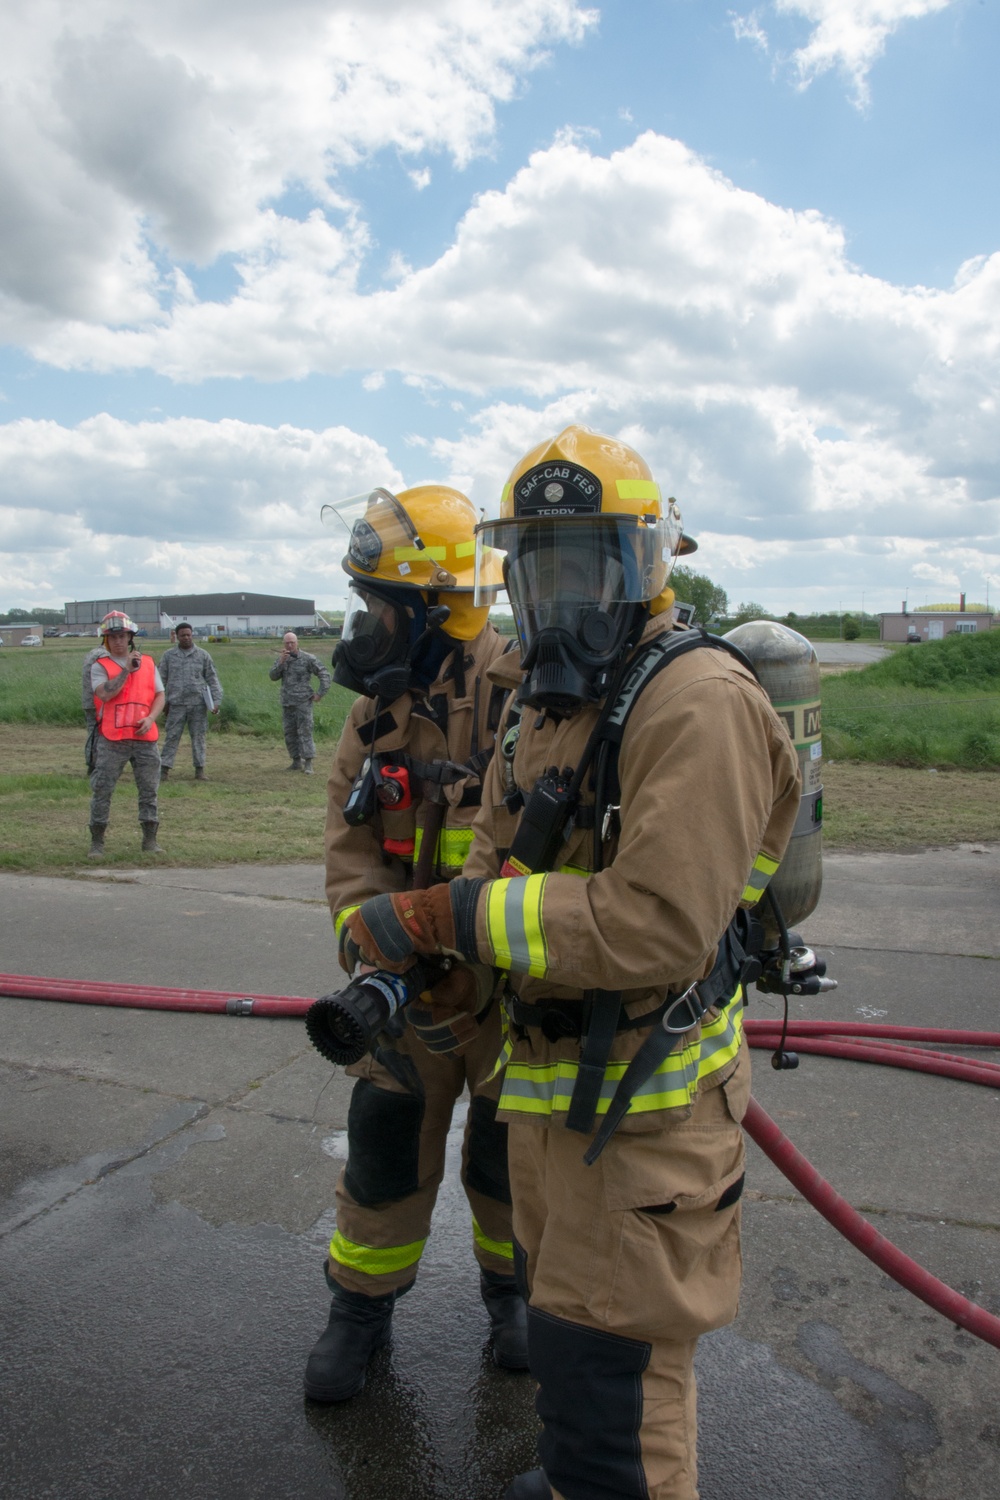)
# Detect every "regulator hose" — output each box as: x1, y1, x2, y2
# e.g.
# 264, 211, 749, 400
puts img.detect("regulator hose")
2, 973, 998, 1347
